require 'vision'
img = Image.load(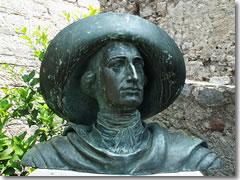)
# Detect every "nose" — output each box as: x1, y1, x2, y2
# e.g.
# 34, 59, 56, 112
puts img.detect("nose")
127, 63, 138, 82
